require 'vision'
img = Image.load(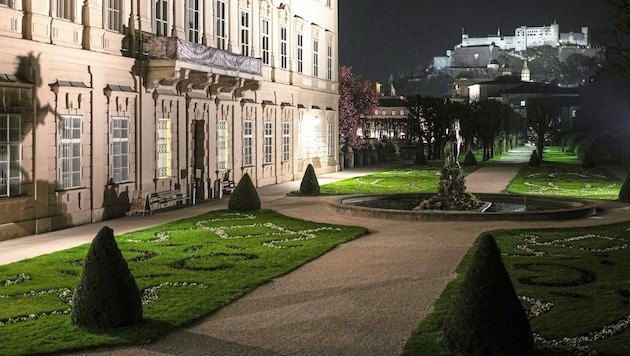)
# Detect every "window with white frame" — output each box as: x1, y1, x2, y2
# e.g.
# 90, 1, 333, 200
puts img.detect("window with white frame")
111, 117, 129, 183
216, 0, 228, 50
217, 120, 228, 169
261, 18, 270, 65
107, 0, 122, 32
243, 119, 253, 166
155, 0, 168, 36
188, 0, 200, 43
327, 44, 333, 80
280, 25, 288, 69
59, 115, 81, 189
240, 9, 250, 56
282, 121, 290, 162
56, 0, 74, 20
157, 118, 172, 178
0, 114, 21, 197
313, 39, 319, 77
326, 0, 331, 7
327, 121, 333, 157
297, 33, 304, 73
264, 122, 273, 164
297, 119, 303, 159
